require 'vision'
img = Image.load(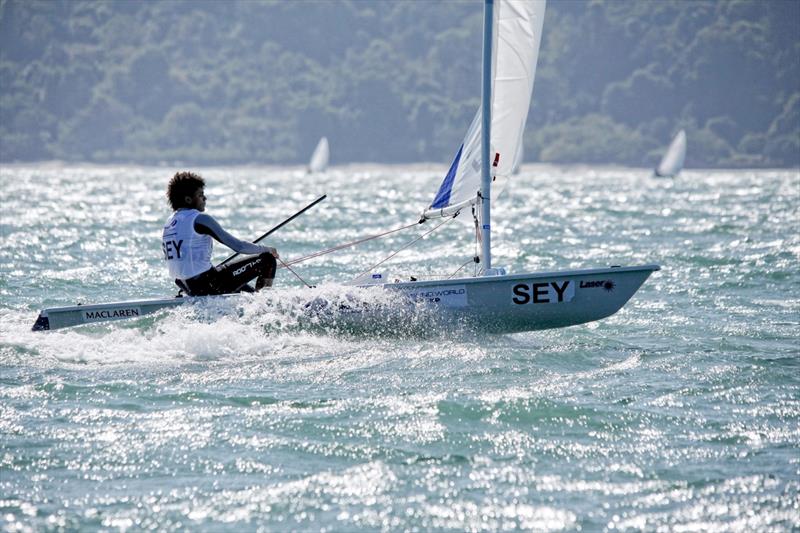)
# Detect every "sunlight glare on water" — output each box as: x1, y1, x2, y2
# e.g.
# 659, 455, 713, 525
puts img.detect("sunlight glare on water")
1, 163, 798, 531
